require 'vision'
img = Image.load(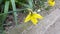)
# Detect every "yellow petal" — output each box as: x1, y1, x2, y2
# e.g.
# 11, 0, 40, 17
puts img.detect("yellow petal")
48, 0, 55, 6
24, 12, 31, 23
33, 13, 43, 19
31, 16, 38, 25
